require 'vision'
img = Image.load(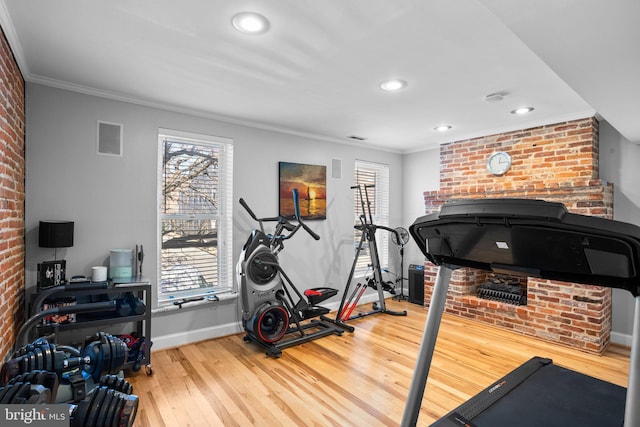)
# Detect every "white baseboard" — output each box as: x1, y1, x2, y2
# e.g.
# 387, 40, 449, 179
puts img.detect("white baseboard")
150, 291, 391, 351
151, 293, 629, 353
151, 321, 243, 351
611, 331, 633, 347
